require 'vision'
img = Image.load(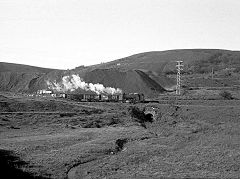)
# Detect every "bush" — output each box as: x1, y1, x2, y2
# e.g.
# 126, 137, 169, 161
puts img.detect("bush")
81, 109, 104, 115
219, 91, 233, 100
233, 67, 240, 73
109, 117, 121, 125
59, 113, 76, 117
128, 106, 154, 128
83, 120, 102, 128
128, 106, 146, 123
115, 138, 128, 152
